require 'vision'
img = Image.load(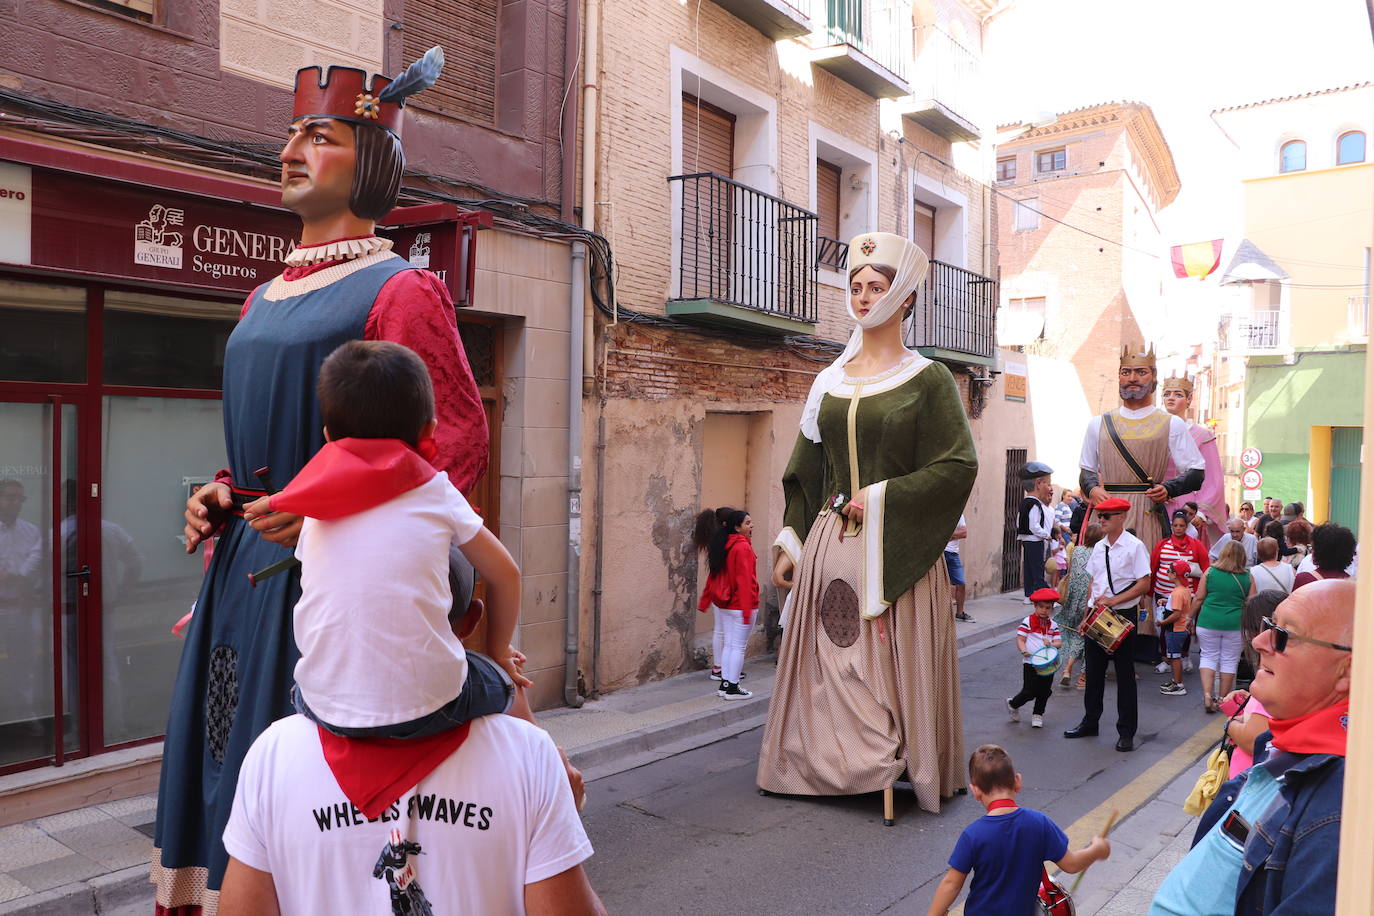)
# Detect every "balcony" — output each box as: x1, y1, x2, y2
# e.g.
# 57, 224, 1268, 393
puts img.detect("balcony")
907, 260, 998, 364
711, 0, 813, 39
810, 0, 911, 99
1348, 295, 1370, 339
667, 172, 819, 334
896, 25, 982, 142
1219, 310, 1282, 354
818, 236, 849, 271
